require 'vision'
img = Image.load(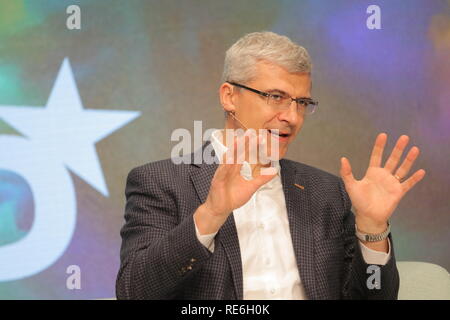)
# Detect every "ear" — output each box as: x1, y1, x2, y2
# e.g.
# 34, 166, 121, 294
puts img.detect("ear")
219, 82, 236, 113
